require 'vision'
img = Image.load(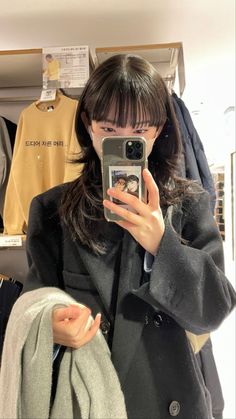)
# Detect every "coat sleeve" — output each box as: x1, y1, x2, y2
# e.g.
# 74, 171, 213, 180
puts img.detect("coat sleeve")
23, 194, 64, 293
133, 190, 236, 334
